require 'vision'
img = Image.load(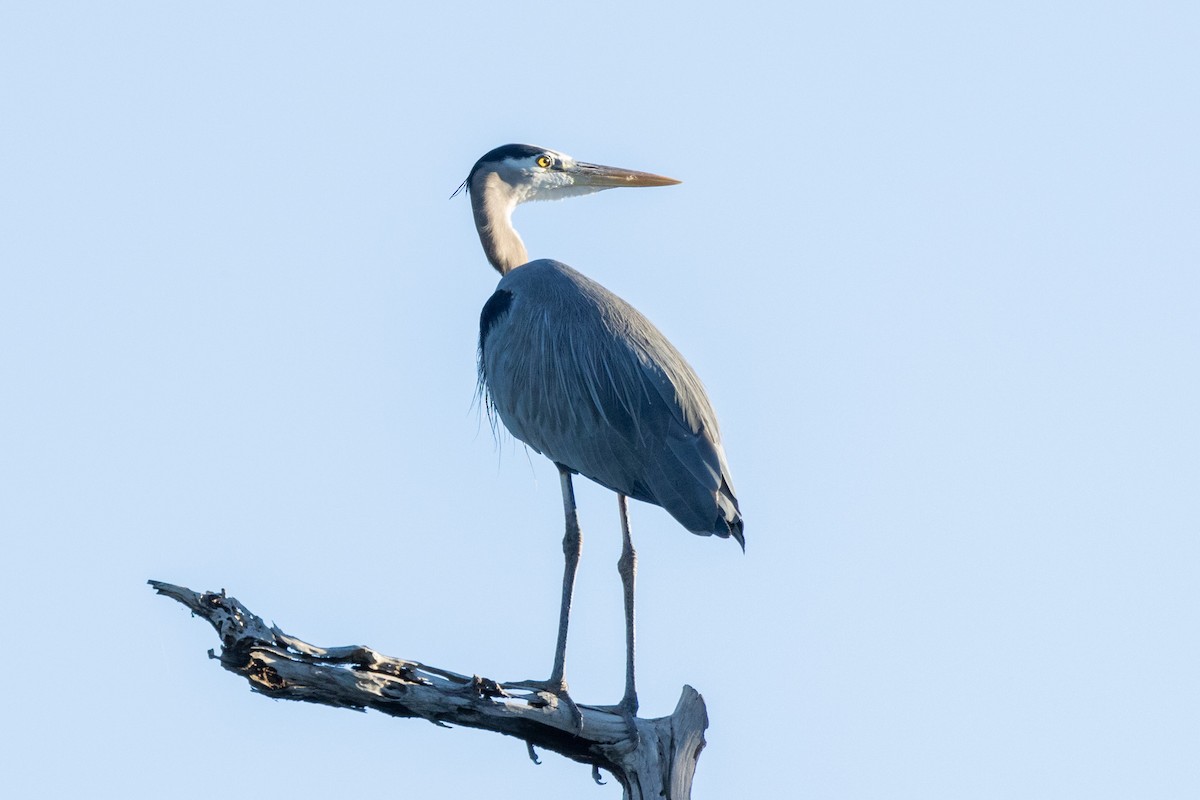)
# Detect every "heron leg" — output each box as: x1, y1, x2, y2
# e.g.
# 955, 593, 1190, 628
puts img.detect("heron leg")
510, 463, 584, 729
574, 494, 640, 741
549, 462, 580, 734
616, 493, 639, 716
550, 463, 582, 689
